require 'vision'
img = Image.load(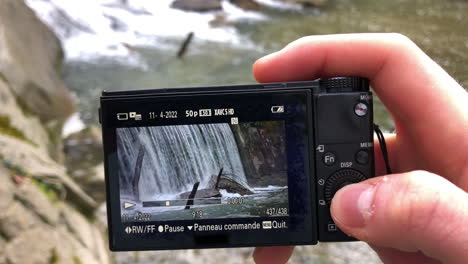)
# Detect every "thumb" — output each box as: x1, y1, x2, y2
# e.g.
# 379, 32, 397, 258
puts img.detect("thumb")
331, 170, 468, 264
